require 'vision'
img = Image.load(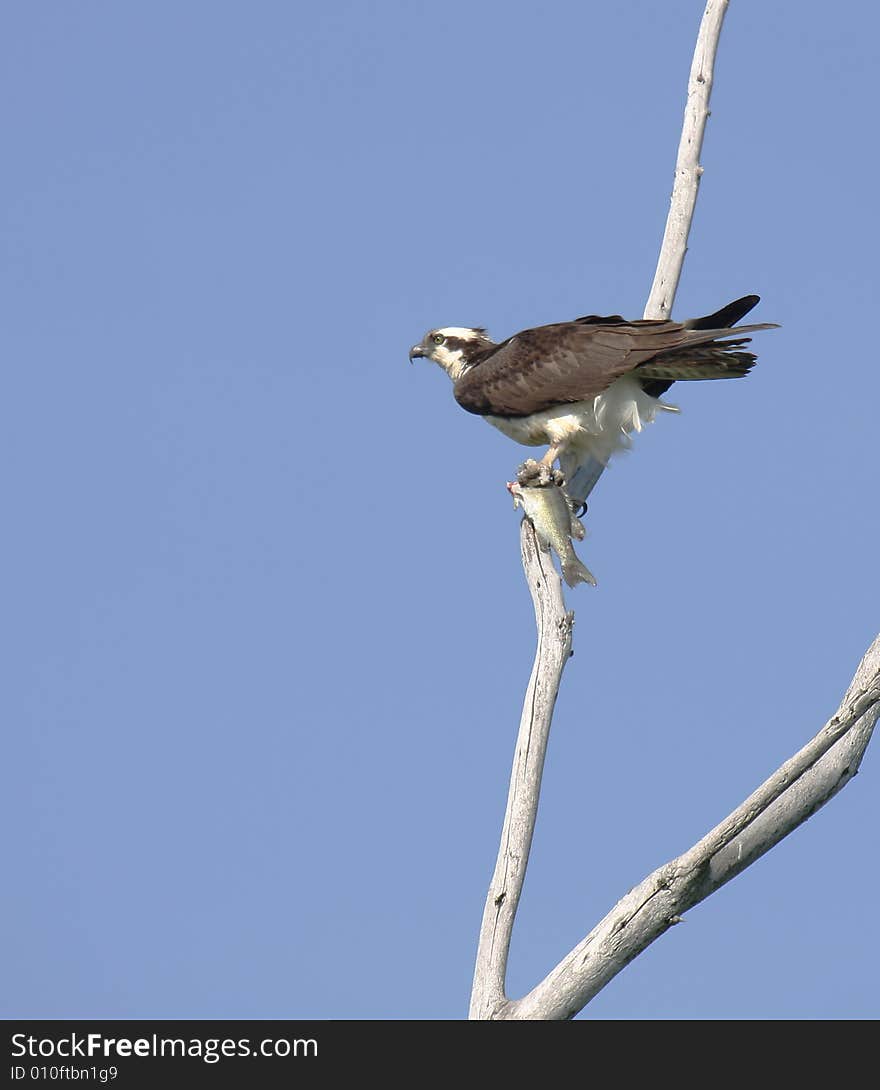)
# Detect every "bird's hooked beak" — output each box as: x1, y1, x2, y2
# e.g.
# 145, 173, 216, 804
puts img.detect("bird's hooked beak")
408, 343, 426, 363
